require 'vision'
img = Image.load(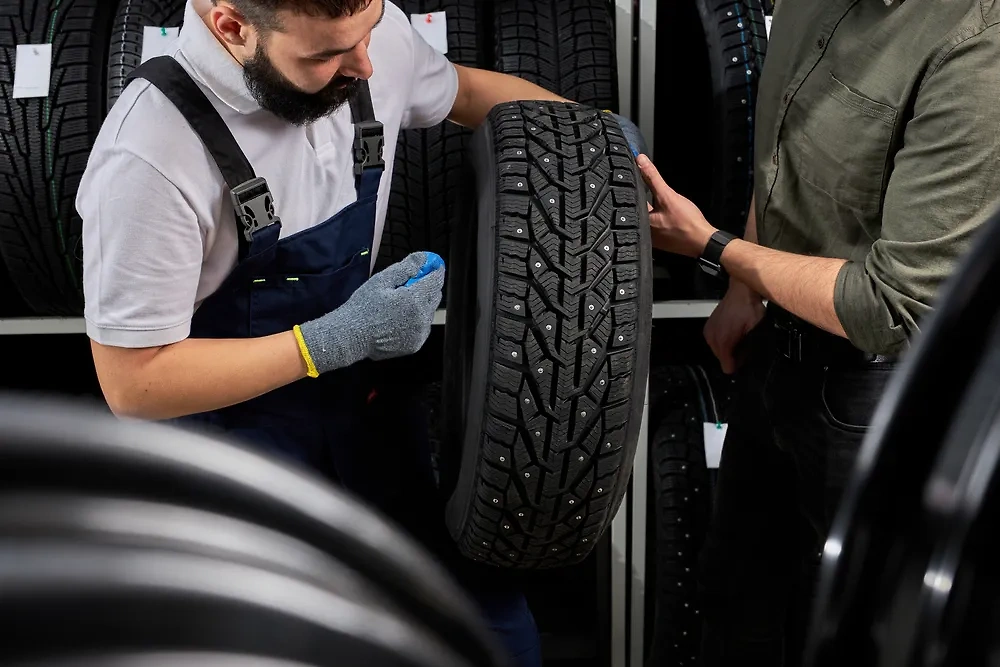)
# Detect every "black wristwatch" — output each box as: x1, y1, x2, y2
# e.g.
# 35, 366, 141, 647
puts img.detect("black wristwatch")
698, 230, 738, 278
